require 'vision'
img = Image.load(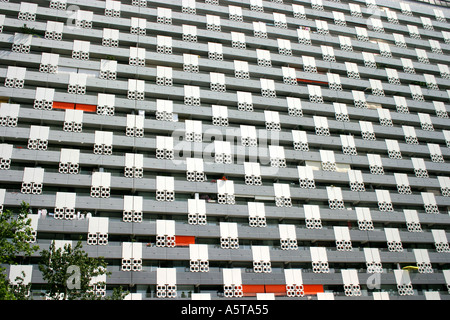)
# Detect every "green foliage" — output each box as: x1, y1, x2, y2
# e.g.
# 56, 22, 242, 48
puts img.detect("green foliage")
39, 240, 110, 300
1, 202, 128, 300
20, 24, 36, 35
0, 202, 39, 300
0, 202, 39, 265
106, 287, 130, 301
